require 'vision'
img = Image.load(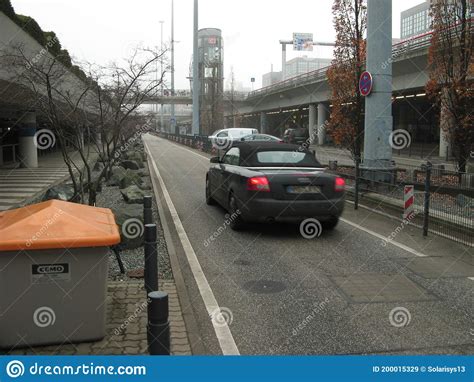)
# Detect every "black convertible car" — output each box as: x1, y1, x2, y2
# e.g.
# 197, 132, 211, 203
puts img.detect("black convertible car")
205, 142, 345, 230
